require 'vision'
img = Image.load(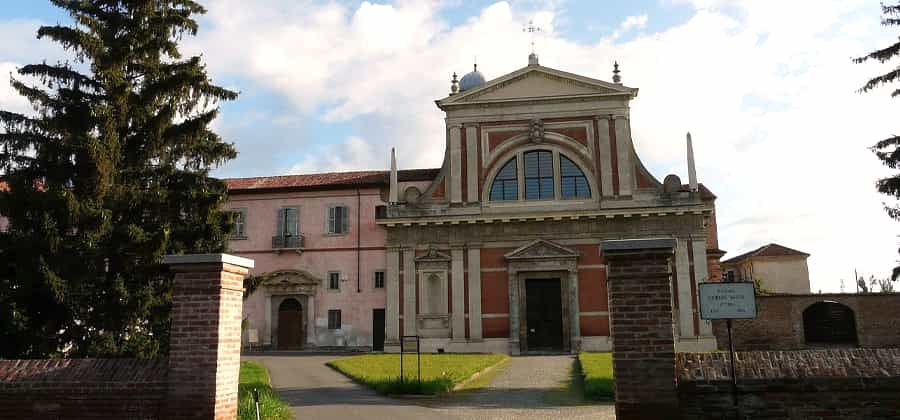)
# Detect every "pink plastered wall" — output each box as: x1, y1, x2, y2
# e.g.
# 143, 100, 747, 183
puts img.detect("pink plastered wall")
227, 187, 388, 348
